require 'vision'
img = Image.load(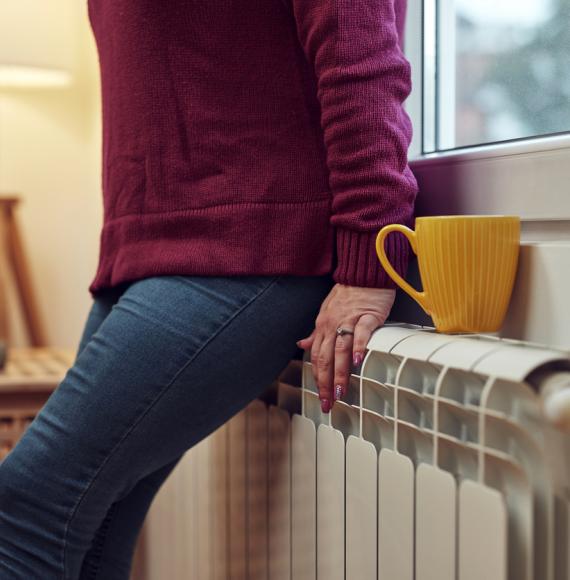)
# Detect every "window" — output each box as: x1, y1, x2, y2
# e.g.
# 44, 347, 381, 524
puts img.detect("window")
450, 0, 570, 150
406, 0, 570, 154
402, 0, 570, 234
